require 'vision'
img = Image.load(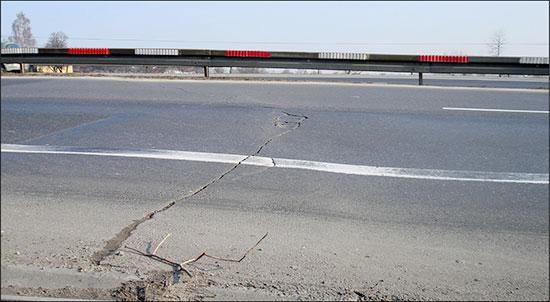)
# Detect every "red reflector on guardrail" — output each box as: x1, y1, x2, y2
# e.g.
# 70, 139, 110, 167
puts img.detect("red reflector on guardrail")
224, 50, 271, 58
418, 55, 468, 63
68, 48, 110, 55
